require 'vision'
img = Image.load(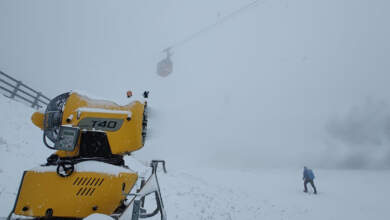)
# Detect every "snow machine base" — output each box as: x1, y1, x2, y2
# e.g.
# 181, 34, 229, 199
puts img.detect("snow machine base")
8, 168, 137, 219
